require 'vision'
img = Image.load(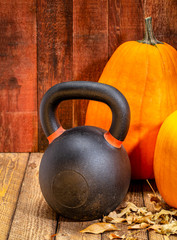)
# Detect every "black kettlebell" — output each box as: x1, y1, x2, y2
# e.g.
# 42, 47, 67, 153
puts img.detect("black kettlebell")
39, 81, 131, 221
